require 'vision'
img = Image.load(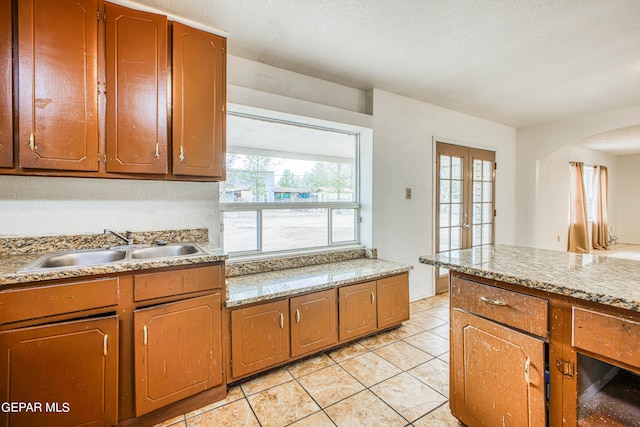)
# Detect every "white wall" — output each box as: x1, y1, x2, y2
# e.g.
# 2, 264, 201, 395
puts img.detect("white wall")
516, 104, 640, 247
537, 146, 617, 251
372, 89, 517, 300
0, 176, 220, 243
616, 154, 640, 243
